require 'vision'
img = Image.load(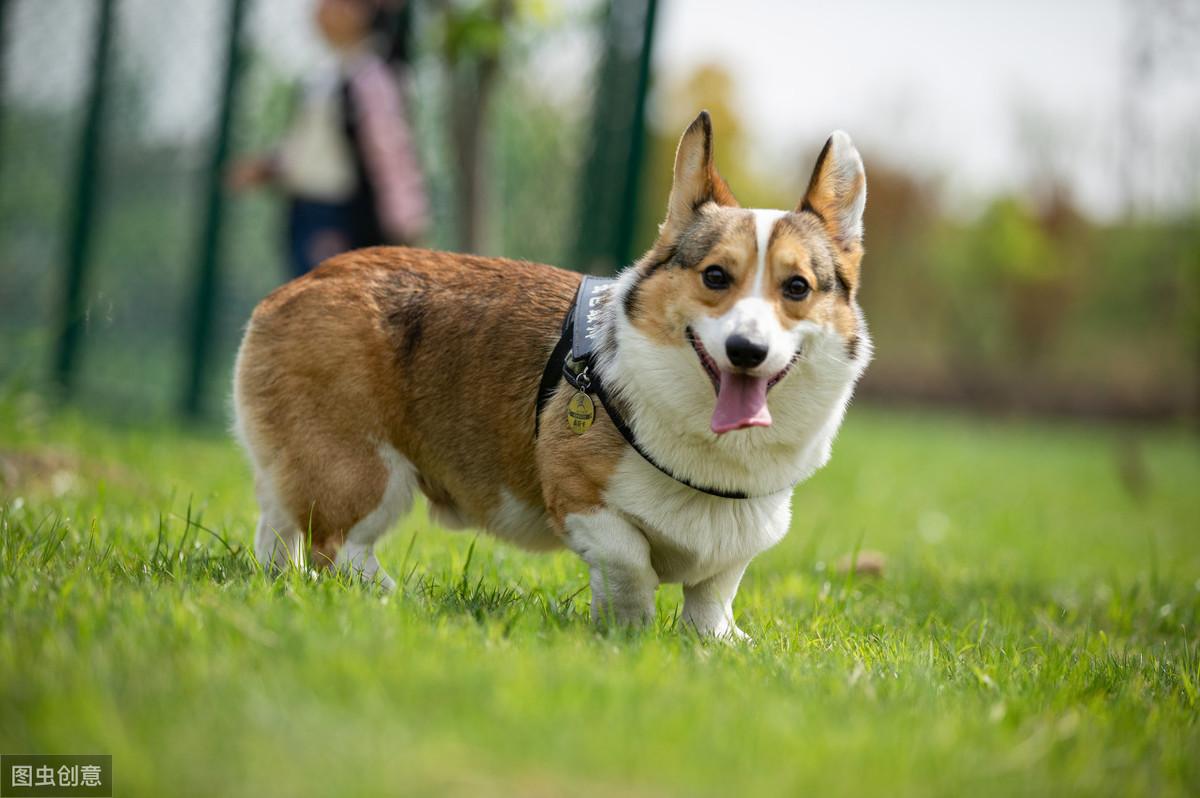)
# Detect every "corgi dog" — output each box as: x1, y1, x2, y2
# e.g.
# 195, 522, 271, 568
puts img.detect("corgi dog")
233, 111, 870, 638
